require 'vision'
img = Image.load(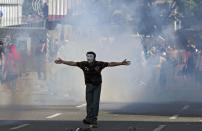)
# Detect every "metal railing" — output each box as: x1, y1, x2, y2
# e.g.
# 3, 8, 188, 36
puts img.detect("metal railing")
0, 16, 46, 29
